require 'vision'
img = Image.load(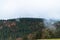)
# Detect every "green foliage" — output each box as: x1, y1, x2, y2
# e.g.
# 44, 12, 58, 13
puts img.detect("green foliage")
0, 18, 44, 40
